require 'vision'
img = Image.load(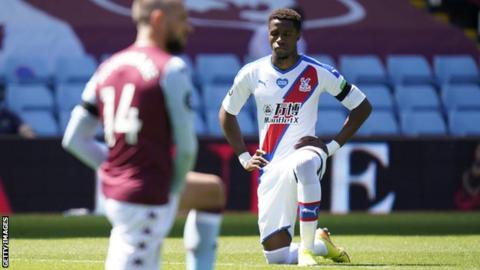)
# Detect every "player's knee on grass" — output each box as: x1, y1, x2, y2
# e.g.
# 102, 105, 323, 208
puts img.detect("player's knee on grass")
262, 229, 291, 251
263, 246, 290, 264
